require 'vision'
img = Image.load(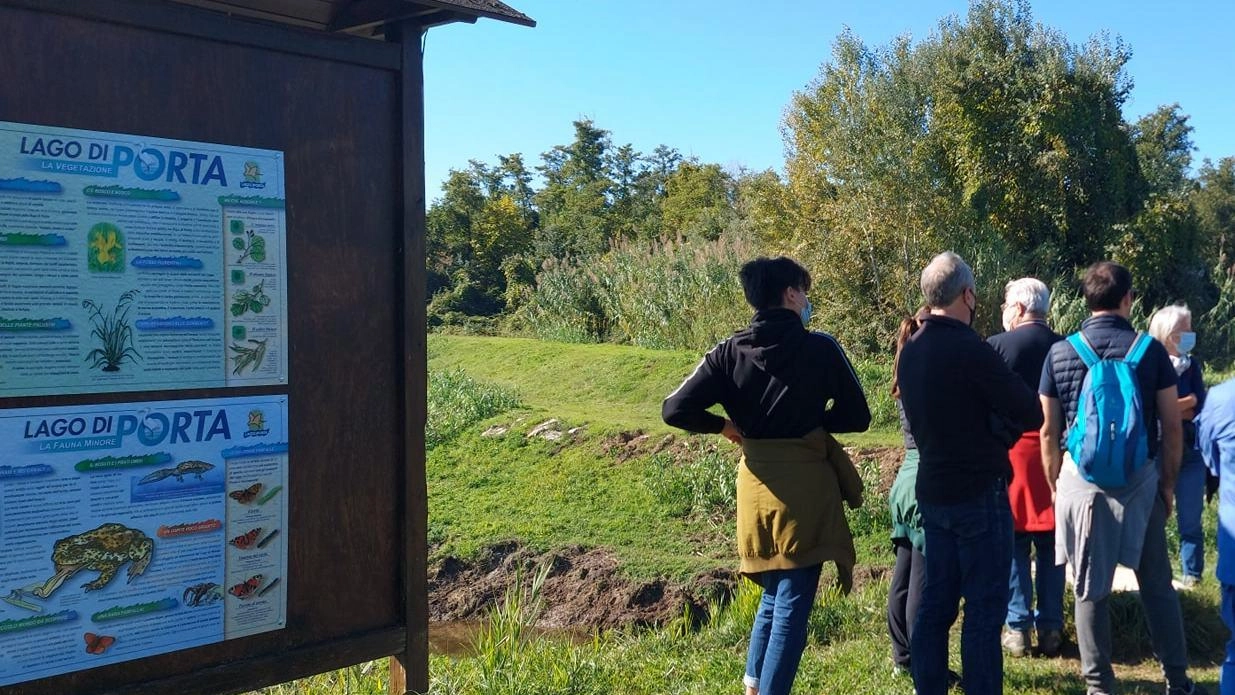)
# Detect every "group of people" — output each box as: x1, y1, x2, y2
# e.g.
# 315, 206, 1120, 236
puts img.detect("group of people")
662, 252, 1232, 695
